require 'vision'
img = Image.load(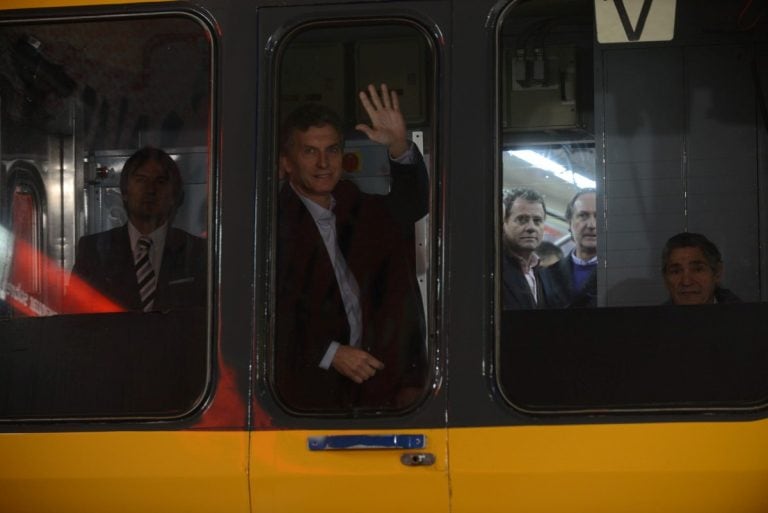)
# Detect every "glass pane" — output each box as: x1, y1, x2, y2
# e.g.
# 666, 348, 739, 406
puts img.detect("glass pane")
499, 0, 596, 310
497, 0, 768, 414
500, 1, 768, 311
0, 15, 211, 317
0, 13, 212, 420
273, 22, 433, 414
